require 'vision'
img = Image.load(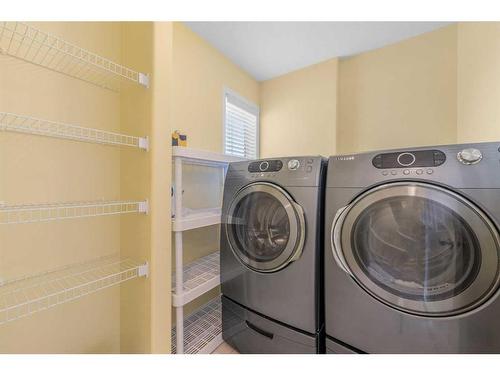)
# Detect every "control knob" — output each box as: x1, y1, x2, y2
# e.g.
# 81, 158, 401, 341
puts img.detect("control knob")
457, 148, 482, 165
288, 159, 300, 170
